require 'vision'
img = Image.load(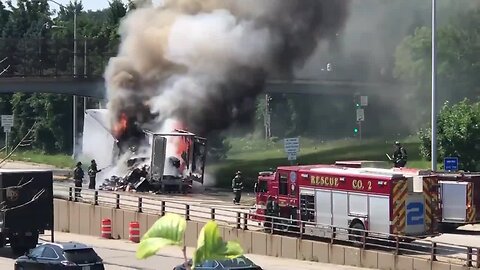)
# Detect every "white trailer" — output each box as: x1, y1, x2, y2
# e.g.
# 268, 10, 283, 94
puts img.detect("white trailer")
81, 109, 207, 192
